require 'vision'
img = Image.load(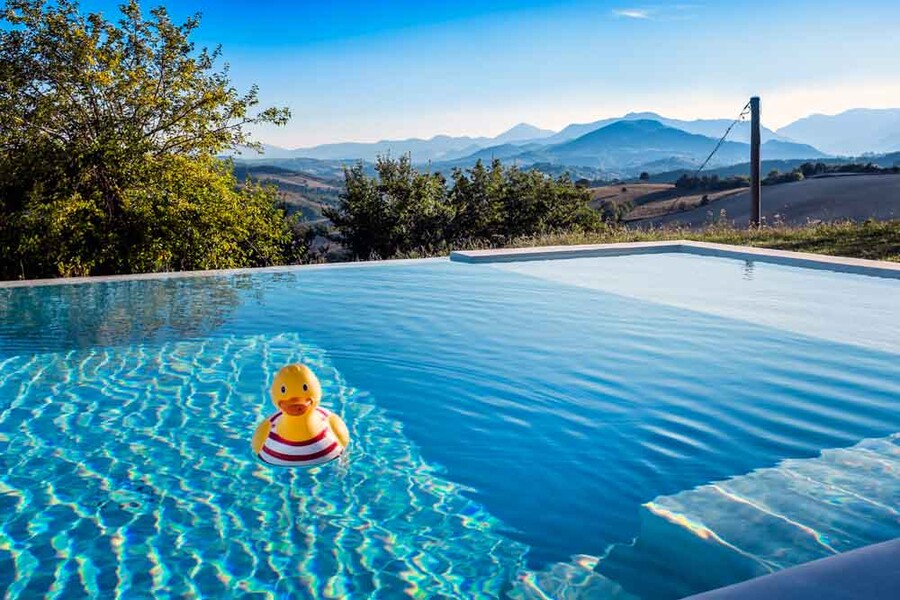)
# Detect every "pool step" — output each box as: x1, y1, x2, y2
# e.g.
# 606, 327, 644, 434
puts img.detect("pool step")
596, 433, 900, 598
509, 554, 638, 599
